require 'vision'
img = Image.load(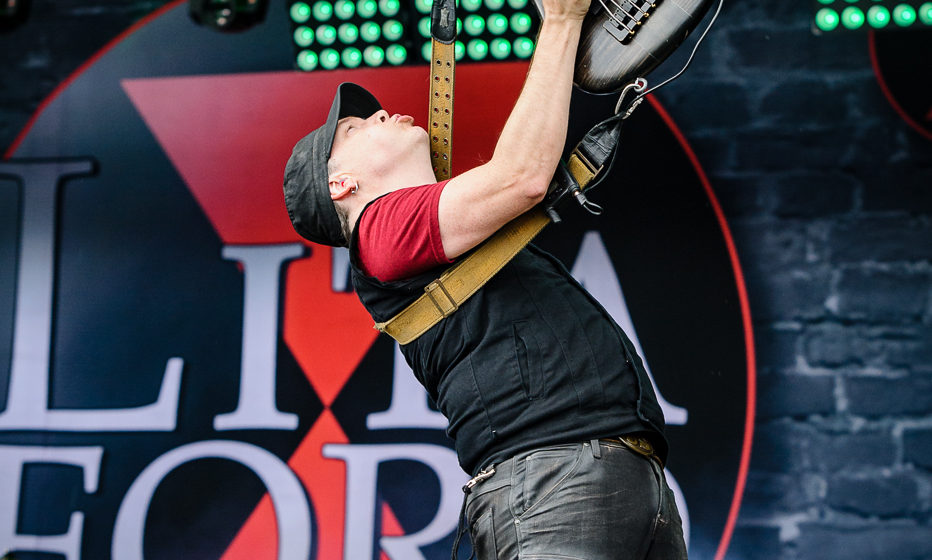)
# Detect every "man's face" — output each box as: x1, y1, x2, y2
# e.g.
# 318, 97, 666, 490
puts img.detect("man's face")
329, 109, 428, 178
